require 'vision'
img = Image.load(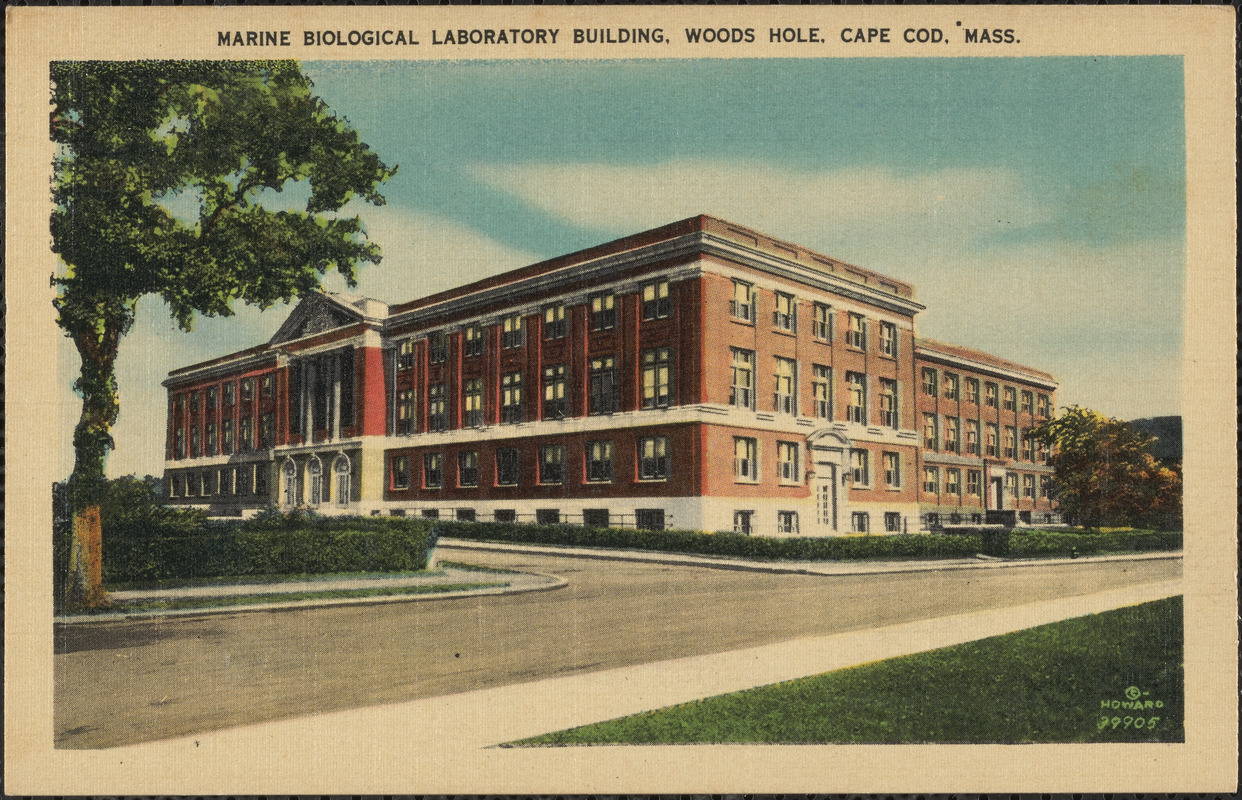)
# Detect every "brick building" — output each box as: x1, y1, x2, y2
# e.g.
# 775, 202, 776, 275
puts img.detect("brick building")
163, 216, 1060, 534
